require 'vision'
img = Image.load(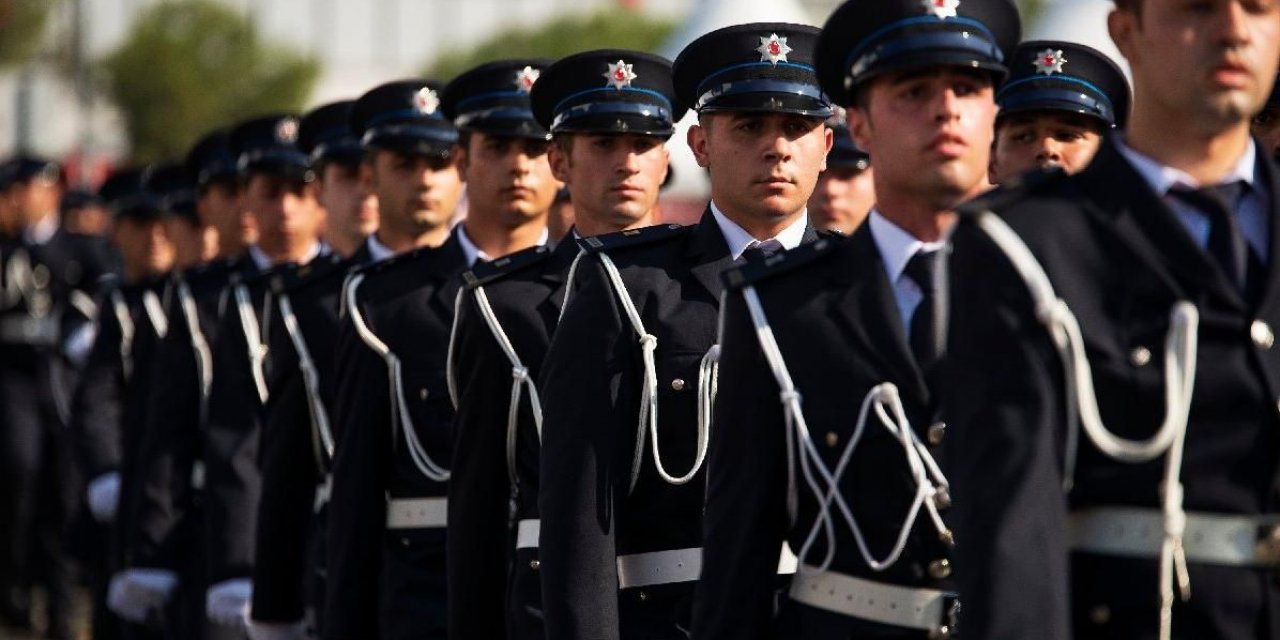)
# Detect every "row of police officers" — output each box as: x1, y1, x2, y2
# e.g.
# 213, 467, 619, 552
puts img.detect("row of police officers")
5, 0, 1280, 638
